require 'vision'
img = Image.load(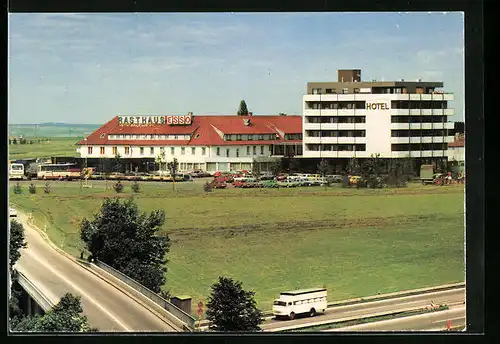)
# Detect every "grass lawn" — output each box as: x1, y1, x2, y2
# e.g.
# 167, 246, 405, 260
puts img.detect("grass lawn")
9, 181, 465, 315
9, 137, 82, 160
